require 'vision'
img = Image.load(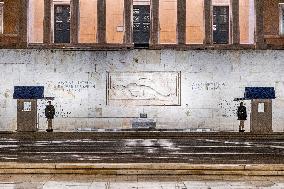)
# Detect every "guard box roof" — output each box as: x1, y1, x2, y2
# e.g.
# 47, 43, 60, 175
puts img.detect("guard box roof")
244, 87, 276, 99
13, 86, 44, 99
